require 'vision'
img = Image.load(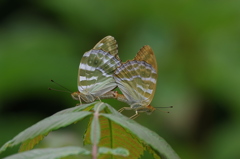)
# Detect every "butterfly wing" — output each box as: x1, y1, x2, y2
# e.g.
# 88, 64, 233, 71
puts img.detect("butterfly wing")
114, 45, 157, 106
93, 36, 119, 58
78, 36, 121, 99
134, 45, 157, 72
133, 45, 158, 100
